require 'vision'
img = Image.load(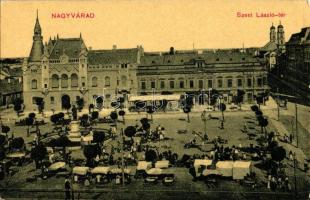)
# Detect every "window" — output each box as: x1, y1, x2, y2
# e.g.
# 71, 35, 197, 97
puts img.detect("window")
257, 78, 263, 87
179, 80, 184, 89
121, 76, 127, 87
208, 80, 212, 88
197, 62, 203, 67
169, 80, 175, 89
217, 79, 223, 88
51, 74, 59, 88
189, 80, 194, 88
44, 84, 47, 88
263, 77, 267, 85
71, 73, 78, 87
141, 81, 146, 90
105, 76, 110, 86
227, 79, 232, 88
32, 97, 36, 104
31, 79, 37, 89
247, 78, 252, 87
237, 79, 243, 87
198, 80, 203, 89
50, 96, 55, 104
92, 76, 98, 87
160, 81, 165, 89
151, 81, 156, 89
81, 77, 86, 87
61, 74, 68, 88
